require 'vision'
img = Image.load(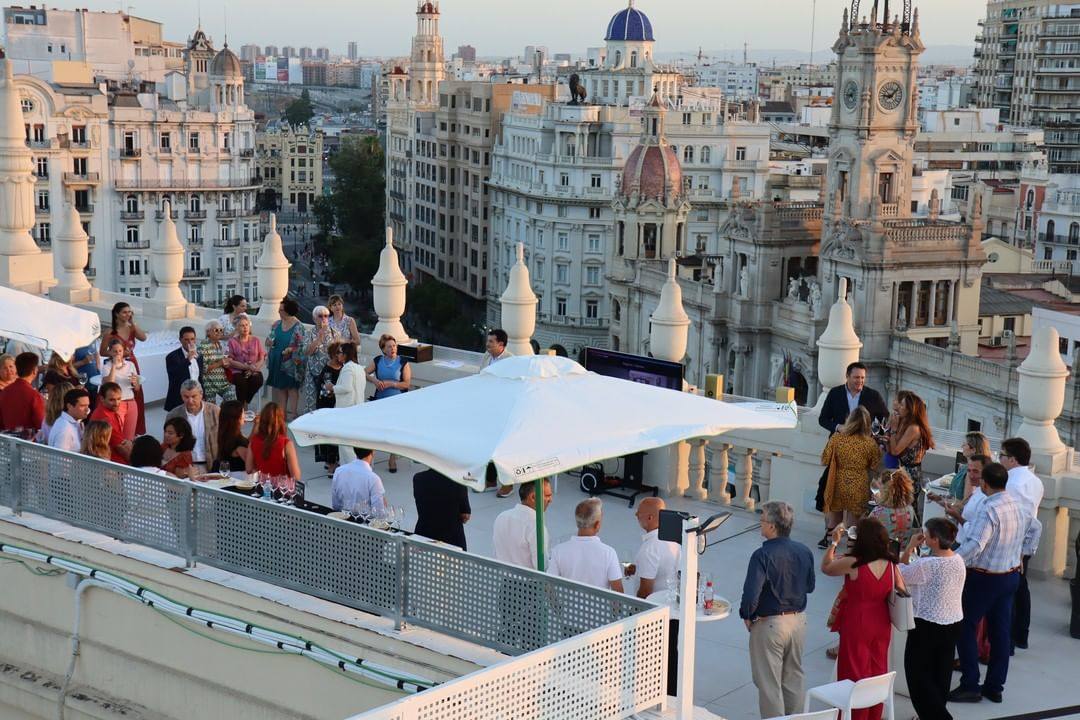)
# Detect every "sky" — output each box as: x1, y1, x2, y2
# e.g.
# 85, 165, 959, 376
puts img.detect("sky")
51, 0, 989, 59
